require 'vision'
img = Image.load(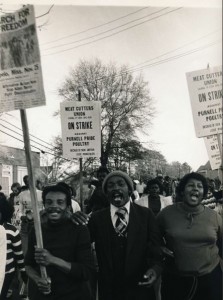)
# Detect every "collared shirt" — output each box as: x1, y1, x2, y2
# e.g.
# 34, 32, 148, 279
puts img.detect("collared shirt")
110, 200, 130, 229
